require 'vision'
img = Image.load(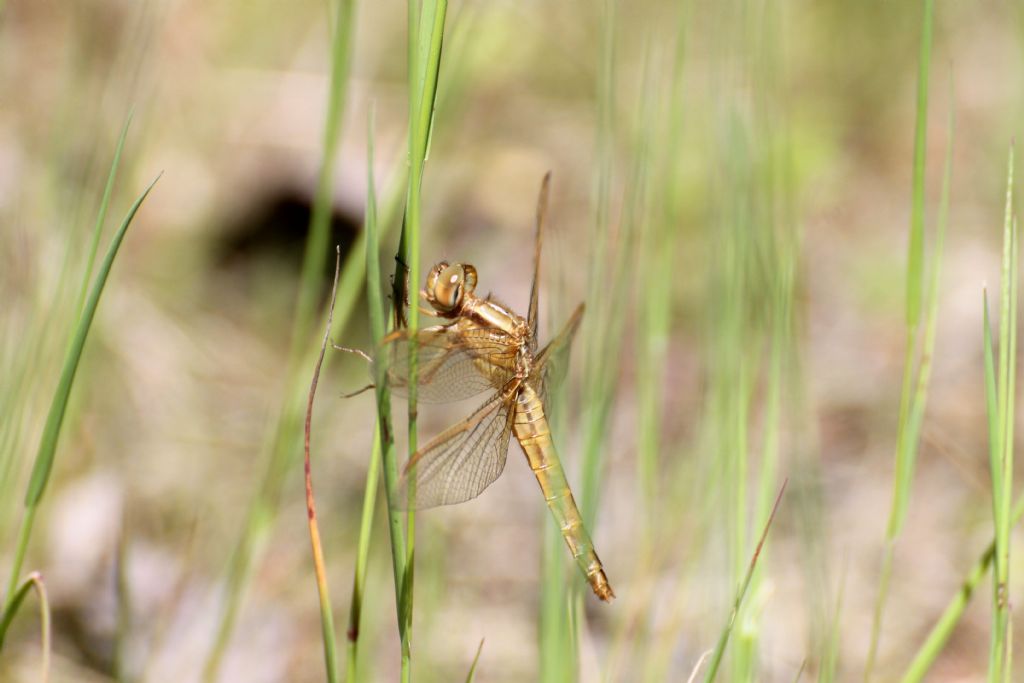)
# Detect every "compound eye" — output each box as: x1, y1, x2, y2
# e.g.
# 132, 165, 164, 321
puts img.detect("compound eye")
432, 264, 465, 311
425, 261, 449, 296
